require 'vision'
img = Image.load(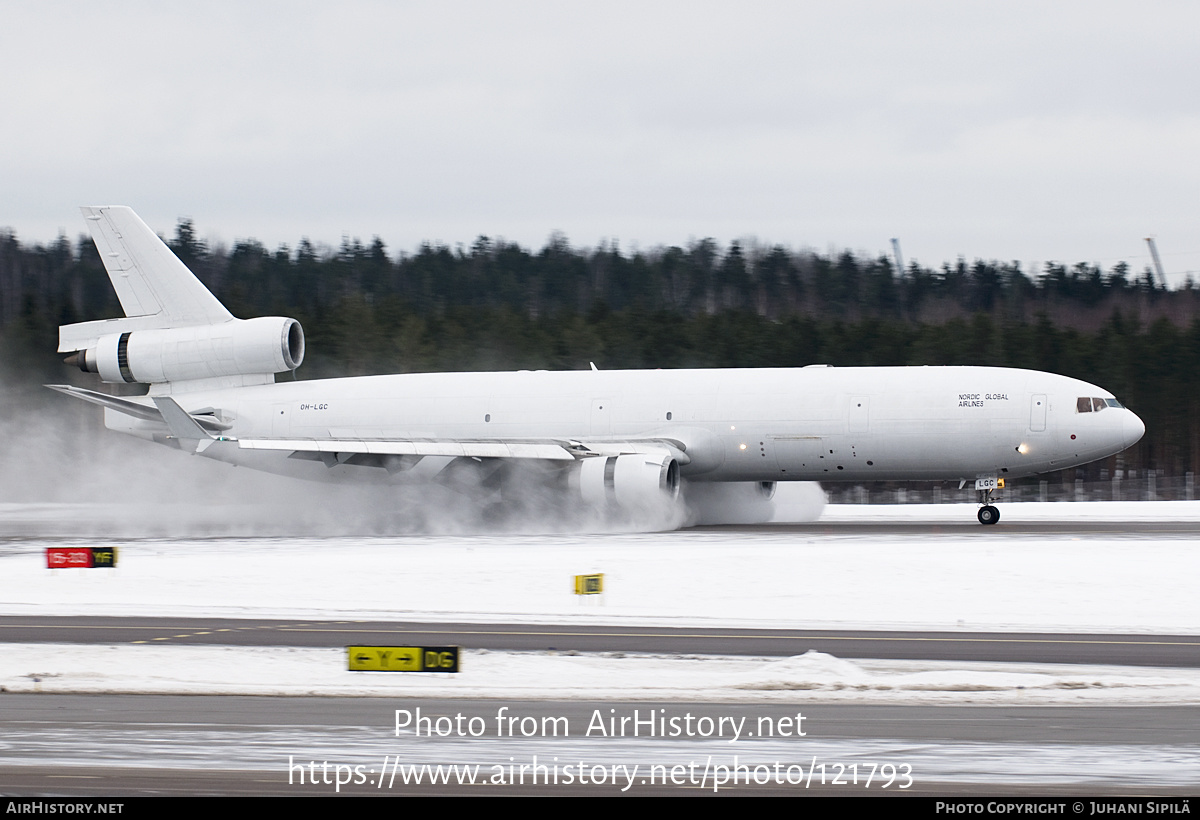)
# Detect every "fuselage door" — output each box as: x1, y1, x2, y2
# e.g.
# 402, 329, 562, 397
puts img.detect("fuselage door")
849, 396, 870, 434
271, 403, 291, 437
1030, 394, 1047, 432
590, 398, 612, 436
